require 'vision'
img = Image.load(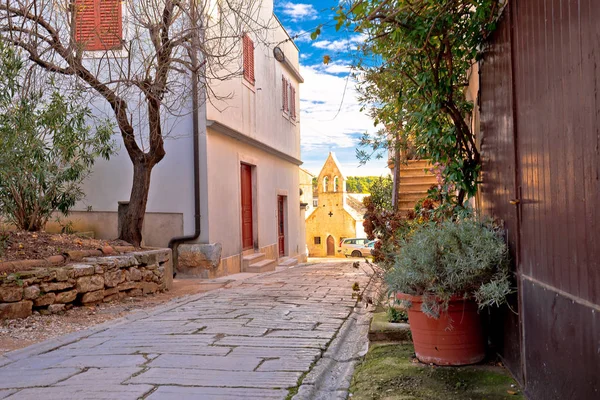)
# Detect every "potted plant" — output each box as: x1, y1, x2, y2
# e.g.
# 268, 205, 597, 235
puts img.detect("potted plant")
386, 219, 512, 366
